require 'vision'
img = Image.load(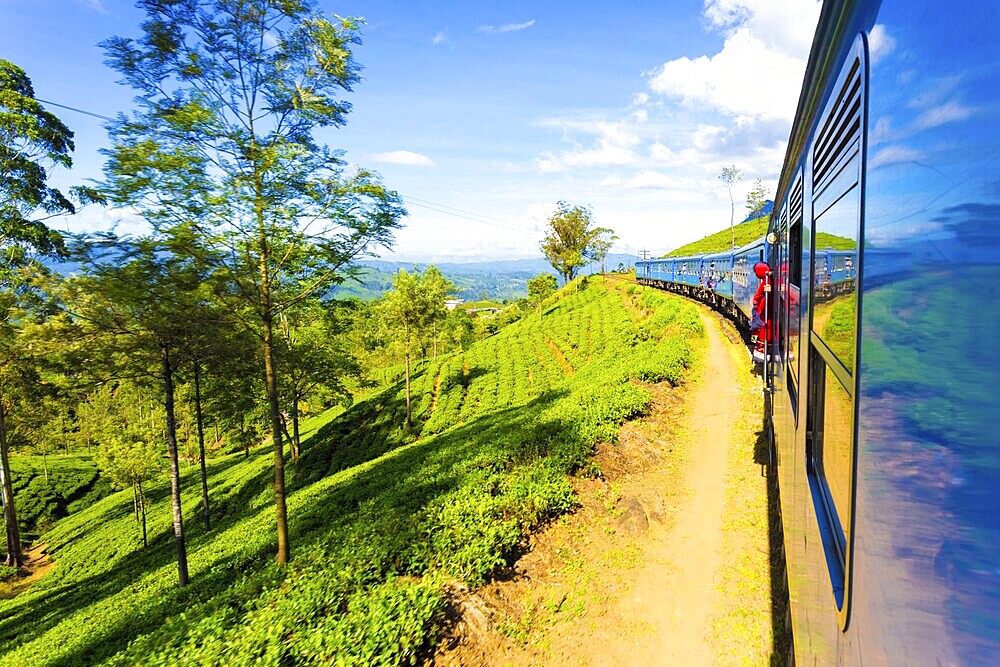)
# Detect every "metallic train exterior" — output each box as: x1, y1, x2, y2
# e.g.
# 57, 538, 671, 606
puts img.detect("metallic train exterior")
636, 1, 1000, 663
